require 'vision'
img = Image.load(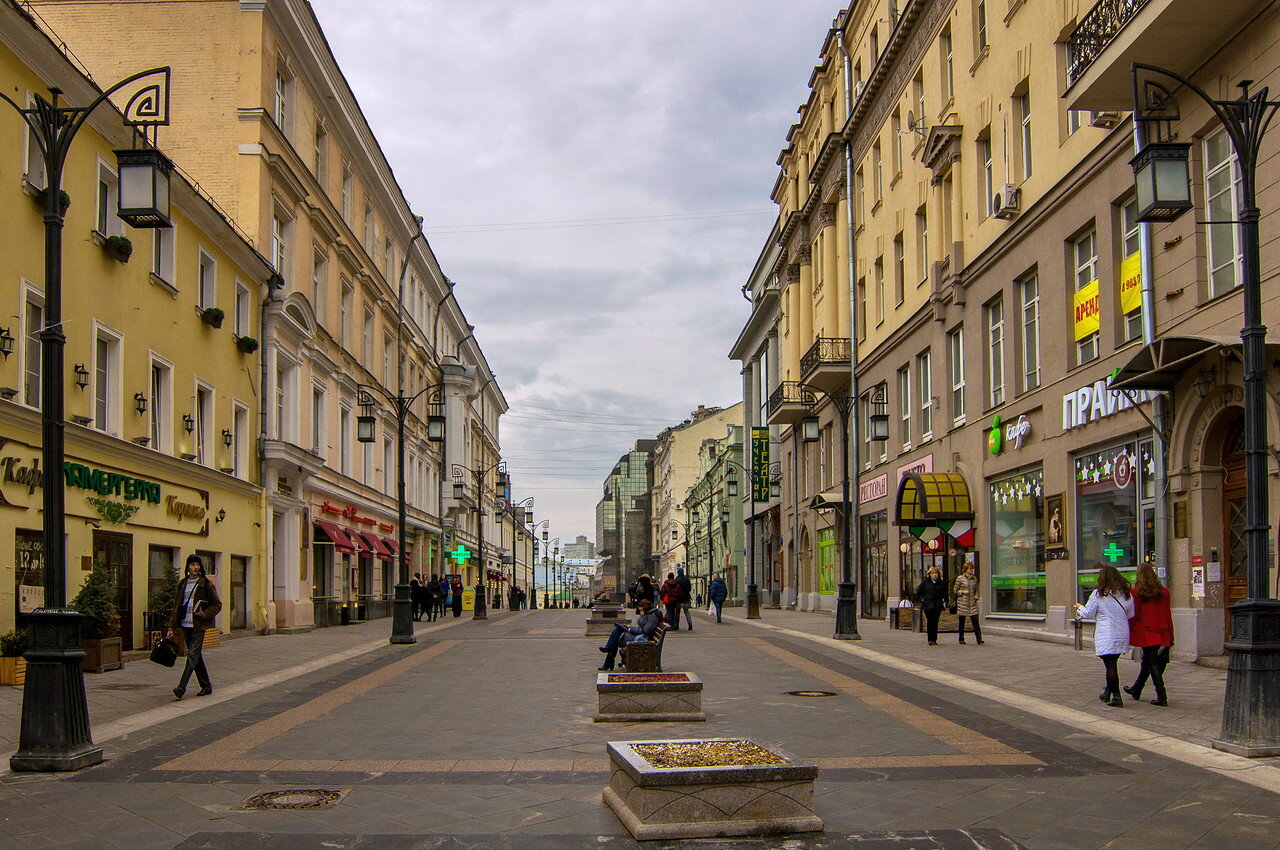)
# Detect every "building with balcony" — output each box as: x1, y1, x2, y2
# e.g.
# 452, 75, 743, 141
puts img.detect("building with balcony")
684, 426, 745, 605
30, 0, 506, 631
